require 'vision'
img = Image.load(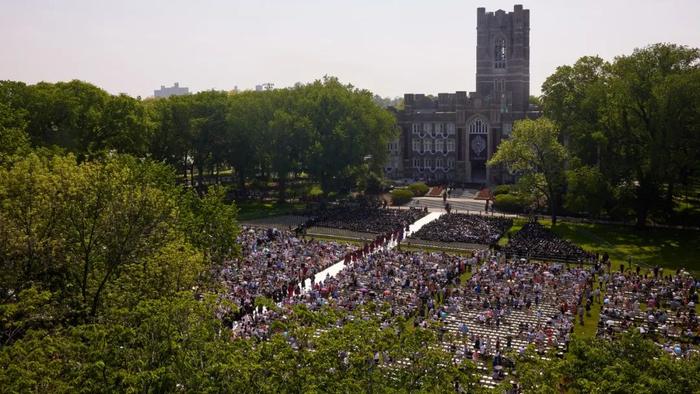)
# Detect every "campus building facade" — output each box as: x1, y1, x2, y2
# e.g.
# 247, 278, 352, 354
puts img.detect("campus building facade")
386, 5, 538, 185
